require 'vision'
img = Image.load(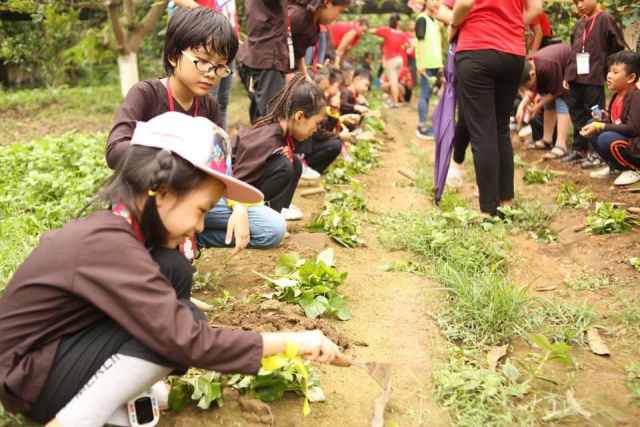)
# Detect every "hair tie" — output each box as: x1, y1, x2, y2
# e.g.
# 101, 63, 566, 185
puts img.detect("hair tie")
148, 190, 157, 197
